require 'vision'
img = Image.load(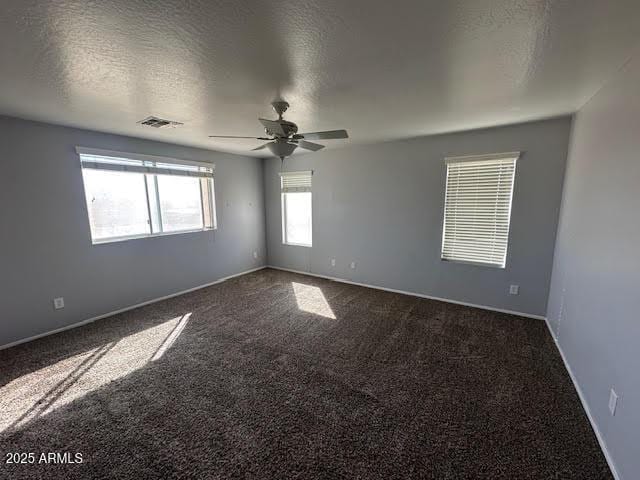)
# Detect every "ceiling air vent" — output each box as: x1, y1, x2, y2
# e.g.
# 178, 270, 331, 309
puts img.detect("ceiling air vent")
138, 116, 183, 129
